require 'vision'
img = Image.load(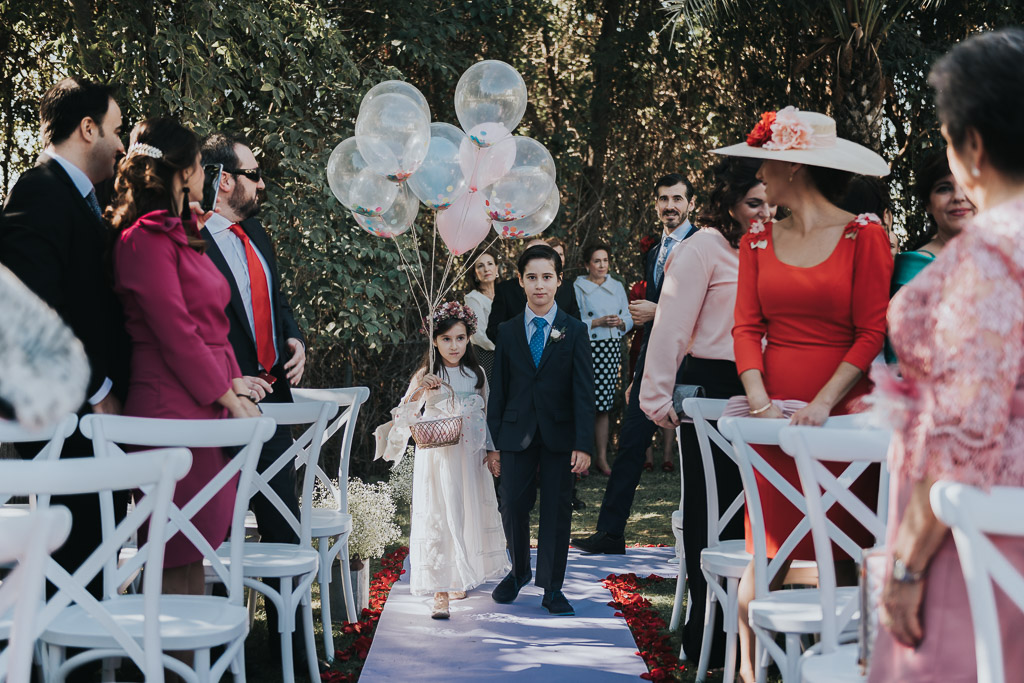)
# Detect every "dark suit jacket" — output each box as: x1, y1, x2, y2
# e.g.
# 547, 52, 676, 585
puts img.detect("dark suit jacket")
0, 156, 131, 406
485, 277, 580, 344
200, 216, 304, 401
487, 307, 596, 455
